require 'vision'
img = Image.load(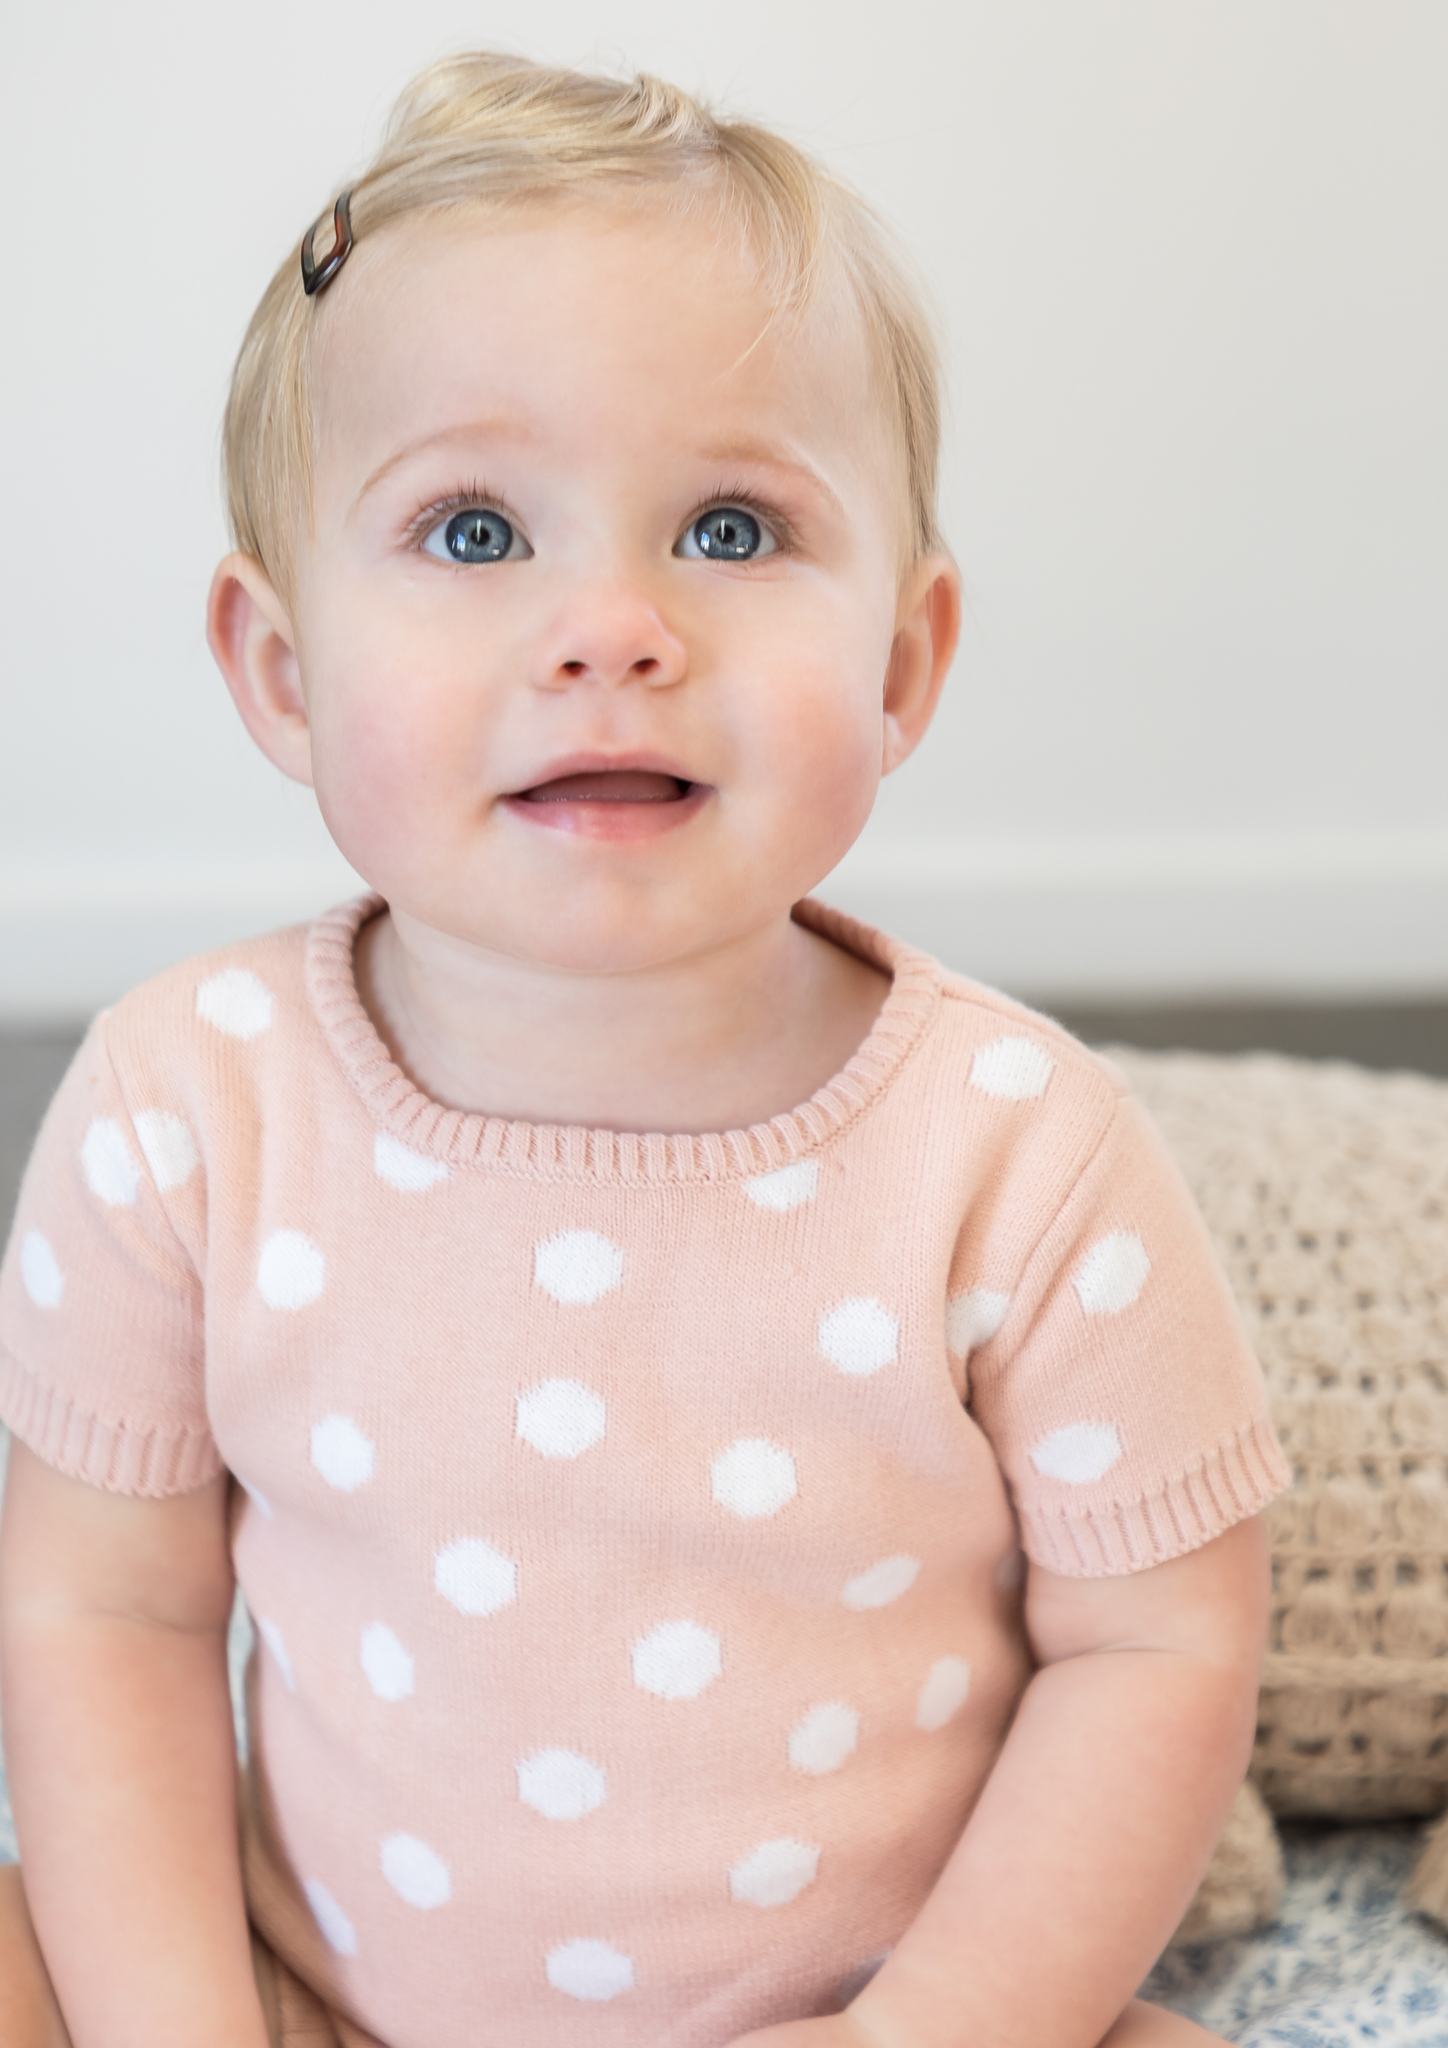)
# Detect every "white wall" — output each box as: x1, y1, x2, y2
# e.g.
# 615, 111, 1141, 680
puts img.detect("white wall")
1, 0, 1444, 1017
